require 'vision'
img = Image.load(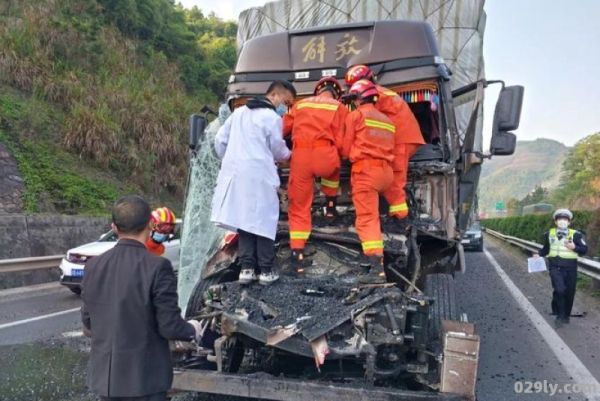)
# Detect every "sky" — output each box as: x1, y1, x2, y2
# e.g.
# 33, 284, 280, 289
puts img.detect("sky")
178, 0, 600, 147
